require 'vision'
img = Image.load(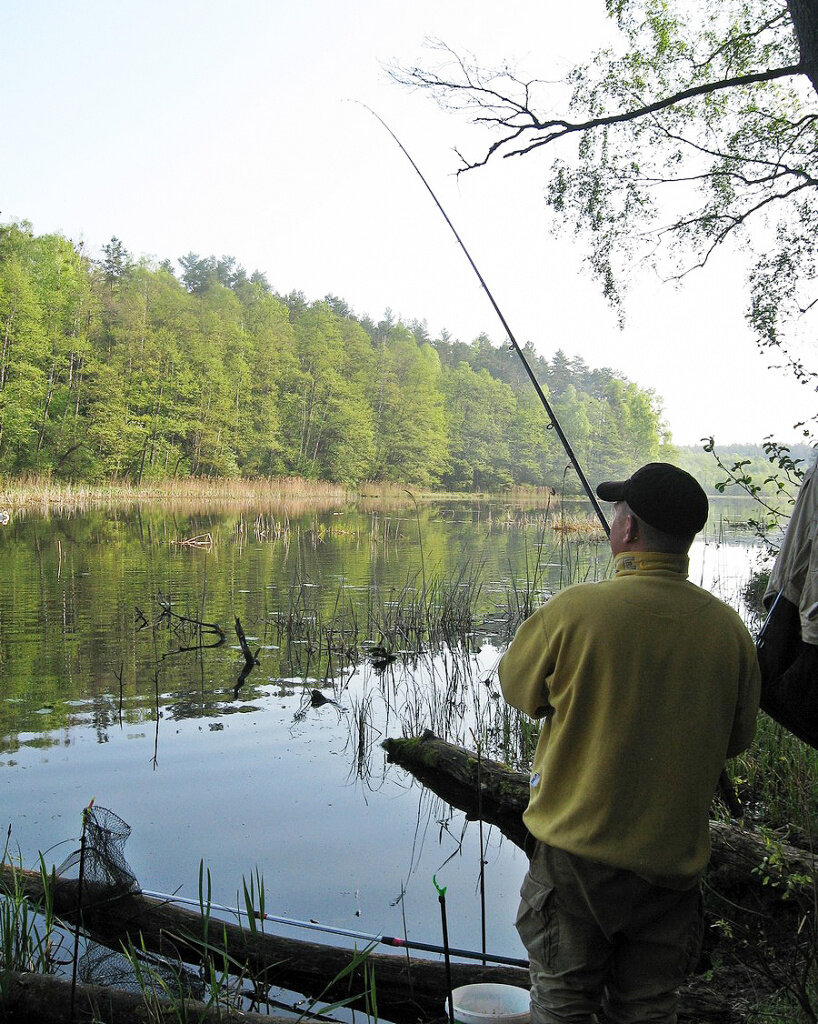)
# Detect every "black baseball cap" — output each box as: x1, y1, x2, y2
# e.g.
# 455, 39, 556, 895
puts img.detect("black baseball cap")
596, 463, 709, 536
